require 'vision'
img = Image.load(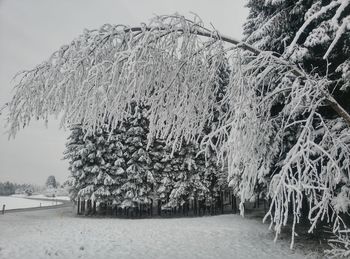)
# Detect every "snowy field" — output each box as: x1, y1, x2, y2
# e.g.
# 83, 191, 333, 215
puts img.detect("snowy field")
12, 194, 70, 201
0, 196, 62, 210
0, 206, 316, 259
